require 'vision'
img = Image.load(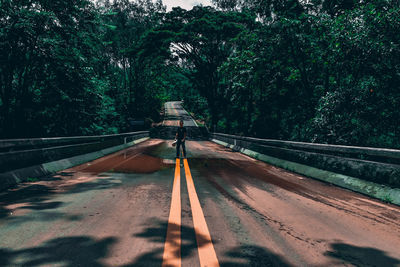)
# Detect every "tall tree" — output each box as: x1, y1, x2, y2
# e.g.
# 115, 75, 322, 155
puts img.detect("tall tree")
139, 6, 255, 129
